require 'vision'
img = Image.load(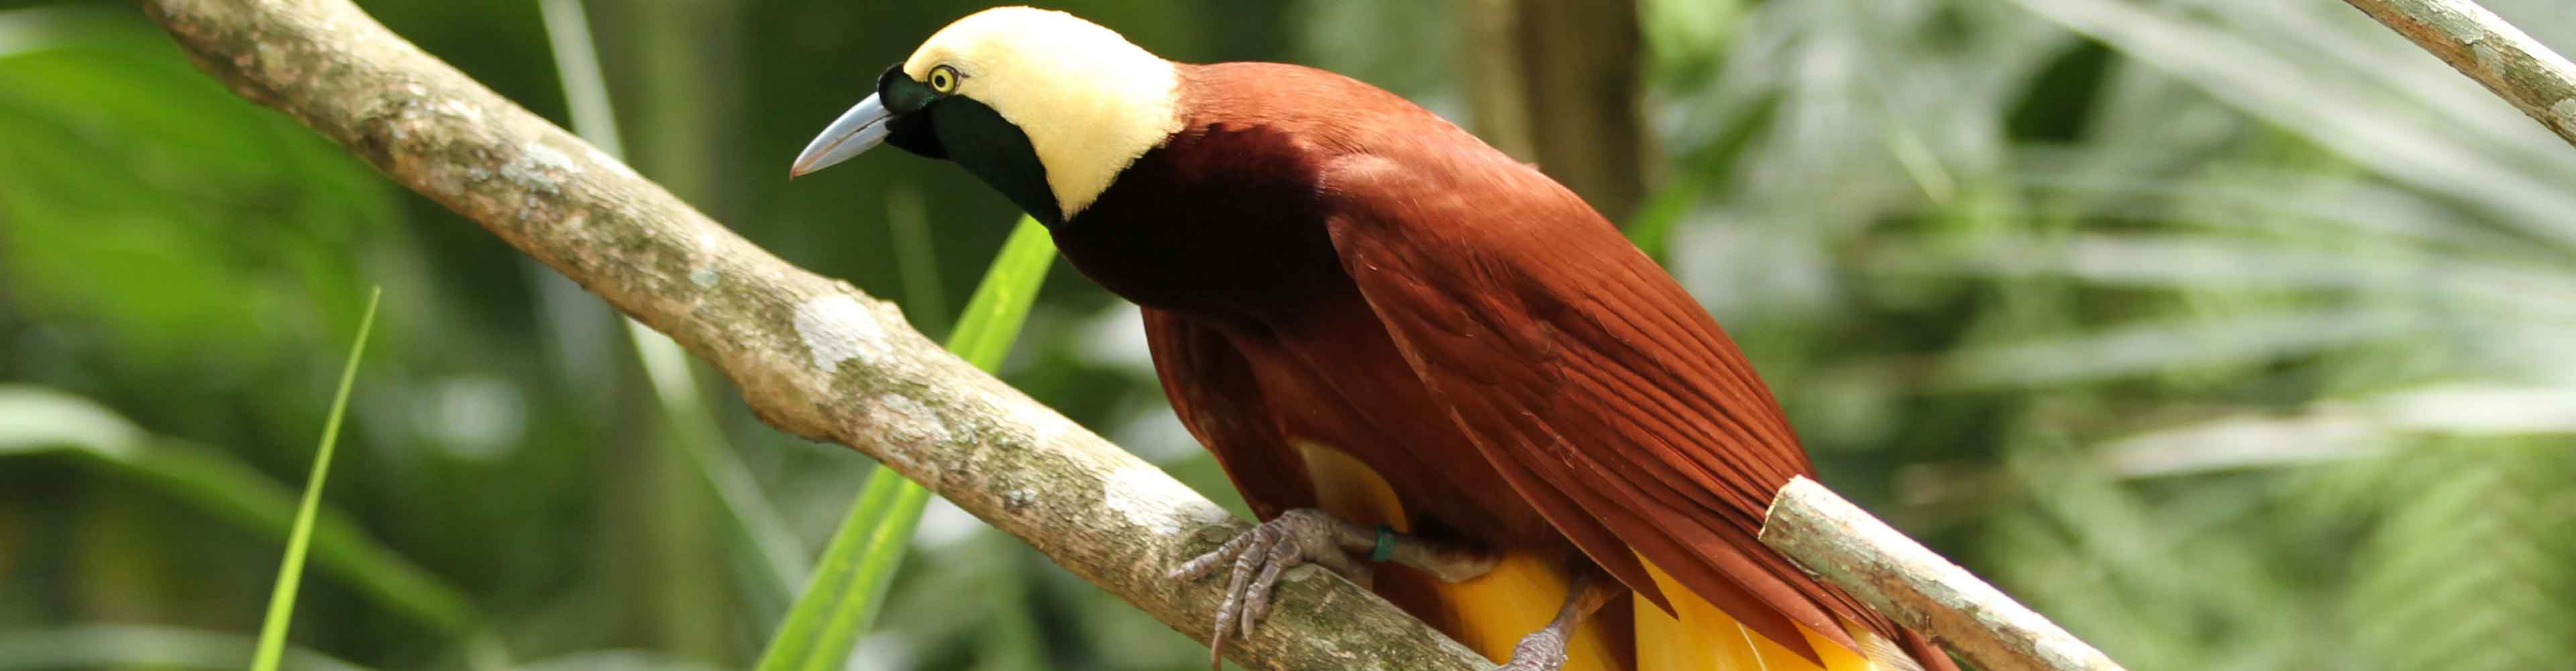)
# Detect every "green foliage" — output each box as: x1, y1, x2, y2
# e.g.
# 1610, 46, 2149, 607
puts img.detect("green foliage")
0, 386, 477, 634
757, 217, 1055, 671
253, 287, 380, 670
0, 624, 366, 671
